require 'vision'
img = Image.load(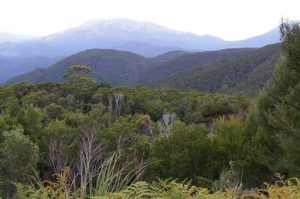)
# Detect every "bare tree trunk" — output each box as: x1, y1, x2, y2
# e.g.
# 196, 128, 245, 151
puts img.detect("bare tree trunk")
77, 125, 103, 197
108, 96, 113, 126
158, 112, 176, 138
48, 138, 71, 174
114, 93, 124, 116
